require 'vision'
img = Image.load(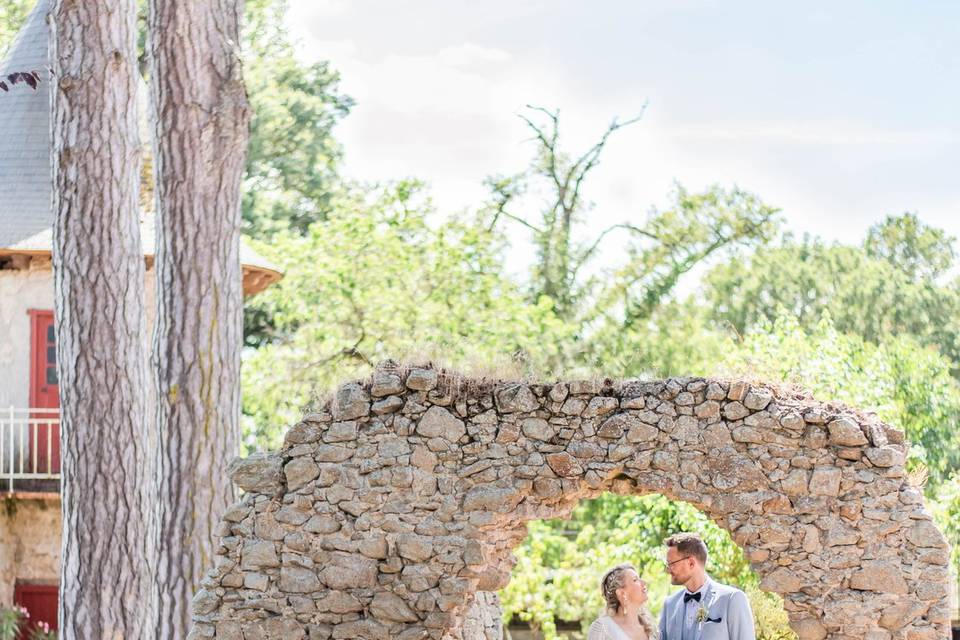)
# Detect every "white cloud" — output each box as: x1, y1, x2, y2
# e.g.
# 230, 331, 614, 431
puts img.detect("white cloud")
290, 0, 349, 21
296, 38, 358, 63
436, 43, 512, 67
667, 123, 960, 146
